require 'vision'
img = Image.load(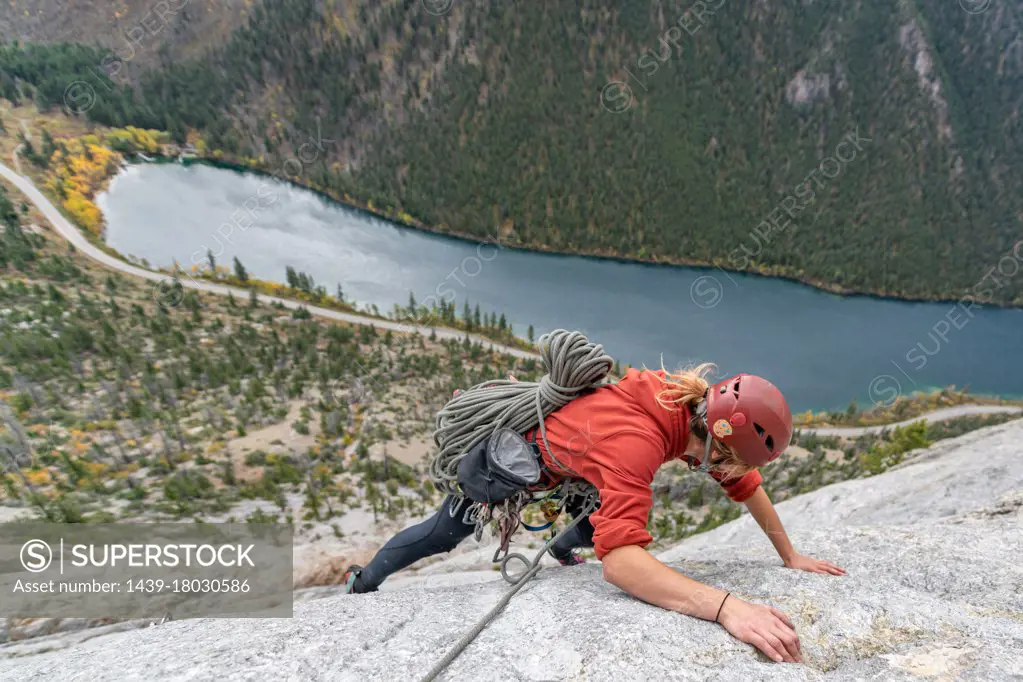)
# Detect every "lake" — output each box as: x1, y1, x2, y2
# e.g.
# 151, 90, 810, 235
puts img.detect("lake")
97, 162, 1023, 411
